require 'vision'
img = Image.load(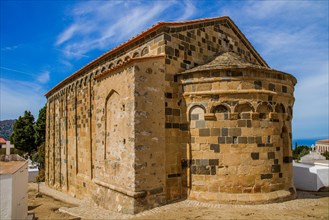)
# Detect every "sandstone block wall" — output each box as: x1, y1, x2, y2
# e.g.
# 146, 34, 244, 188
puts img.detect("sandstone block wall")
45, 17, 297, 214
